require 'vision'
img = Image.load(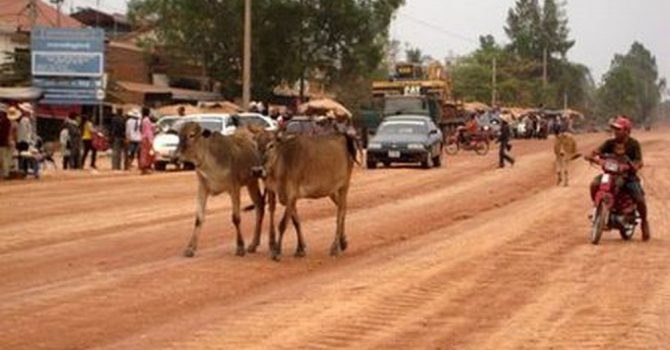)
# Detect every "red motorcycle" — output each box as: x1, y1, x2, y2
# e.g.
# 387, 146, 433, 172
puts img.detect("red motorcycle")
588, 154, 639, 244
444, 128, 489, 155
